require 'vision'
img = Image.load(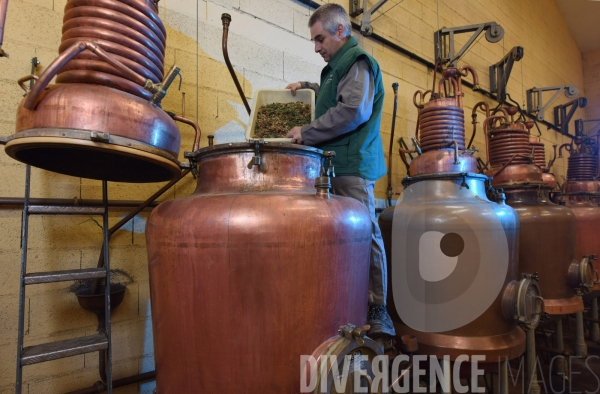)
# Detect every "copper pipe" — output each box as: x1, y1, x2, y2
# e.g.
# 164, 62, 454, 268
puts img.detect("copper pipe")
468, 101, 490, 149
63, 7, 165, 54
558, 142, 572, 158
221, 13, 251, 115
483, 114, 508, 166
387, 83, 399, 206
25, 41, 147, 110
58, 38, 163, 81
459, 65, 480, 89
61, 27, 163, 71
0, 0, 8, 57
58, 0, 166, 99
173, 115, 201, 152
64, 0, 166, 40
